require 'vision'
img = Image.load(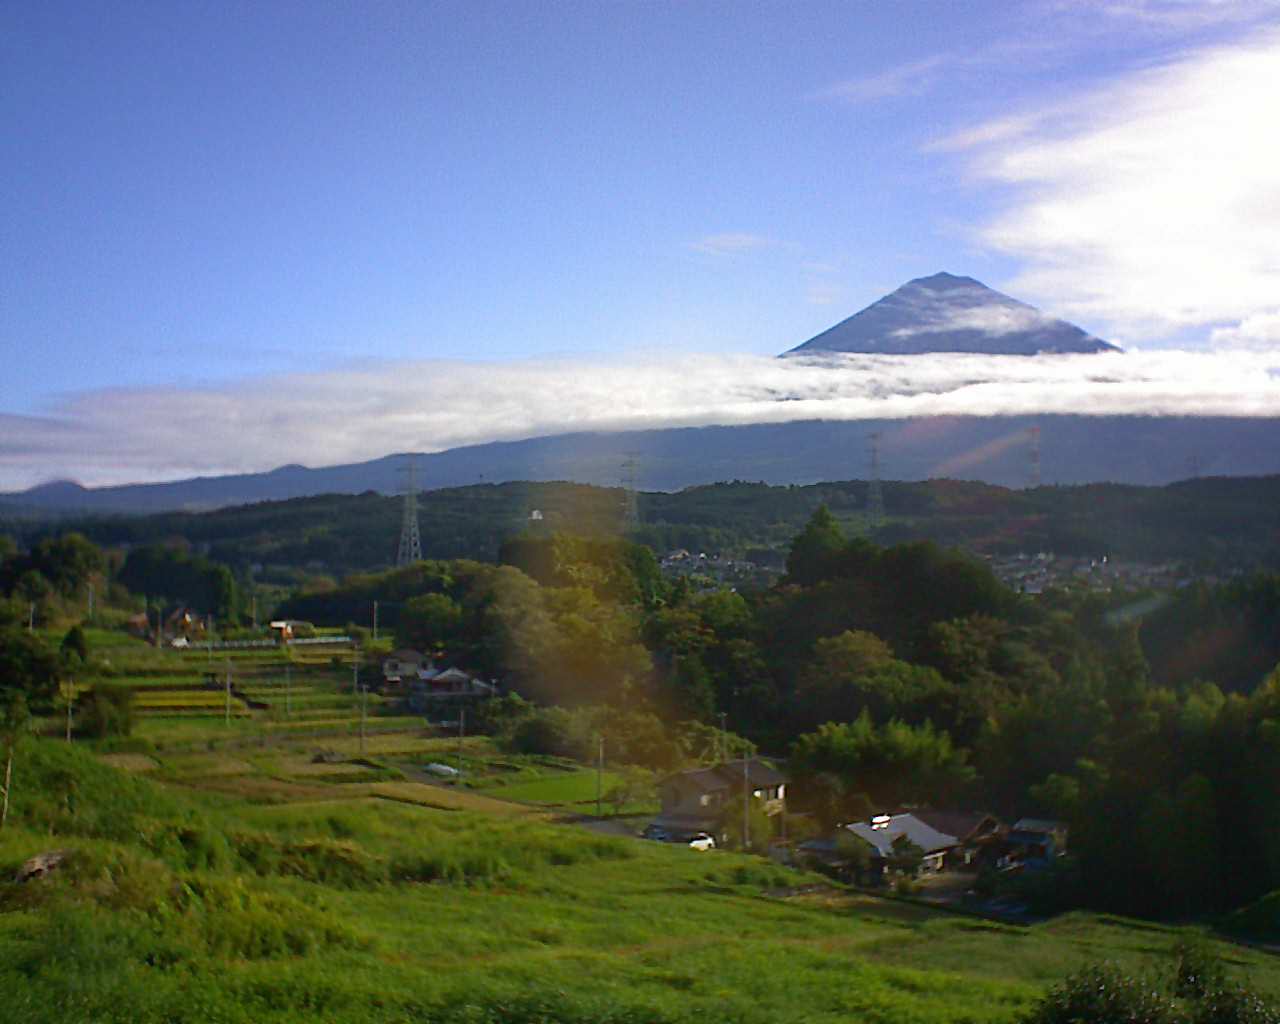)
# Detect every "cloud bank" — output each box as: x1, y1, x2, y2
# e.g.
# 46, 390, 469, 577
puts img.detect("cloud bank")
946, 27, 1280, 342
3, 349, 1279, 490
